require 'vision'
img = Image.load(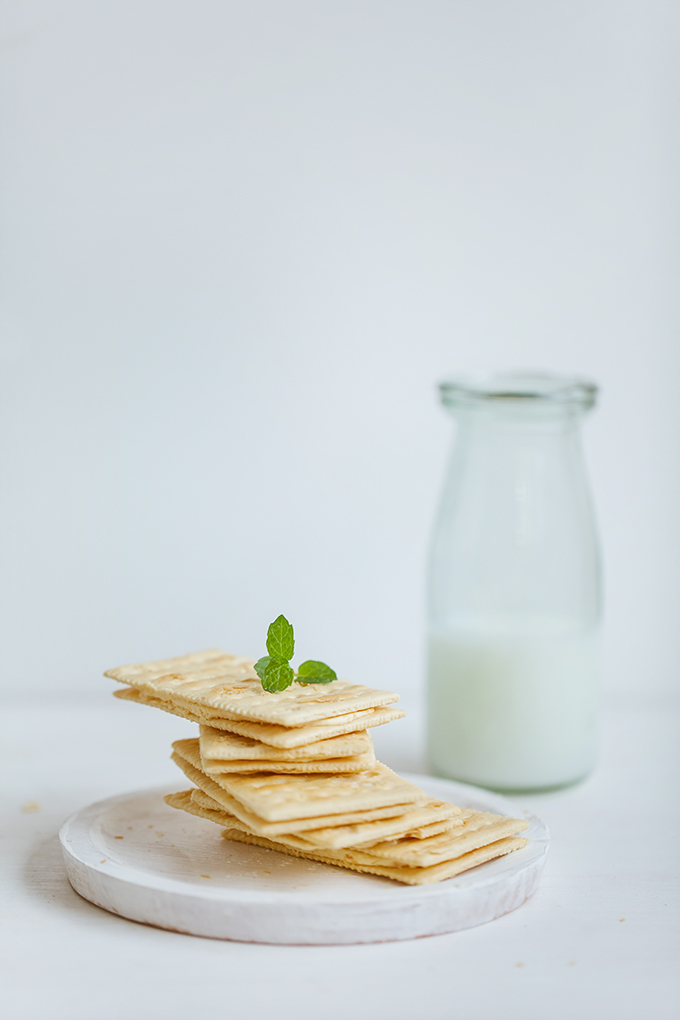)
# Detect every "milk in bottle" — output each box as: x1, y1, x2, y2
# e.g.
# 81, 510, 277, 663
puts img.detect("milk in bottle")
427, 374, 601, 791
